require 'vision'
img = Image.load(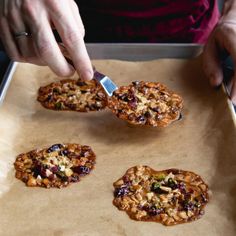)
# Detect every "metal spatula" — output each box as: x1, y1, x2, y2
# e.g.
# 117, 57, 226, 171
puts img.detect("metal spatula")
93, 67, 118, 96
59, 43, 118, 96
